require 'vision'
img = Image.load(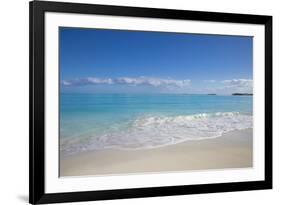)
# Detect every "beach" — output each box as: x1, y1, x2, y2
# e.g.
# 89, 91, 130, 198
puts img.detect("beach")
60, 128, 252, 177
